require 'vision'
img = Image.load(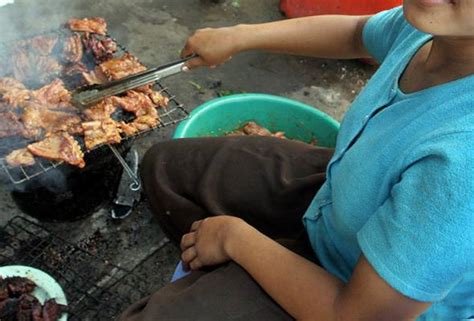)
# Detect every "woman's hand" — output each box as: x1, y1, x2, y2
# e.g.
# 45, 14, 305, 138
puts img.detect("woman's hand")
180, 216, 246, 270
180, 26, 245, 70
